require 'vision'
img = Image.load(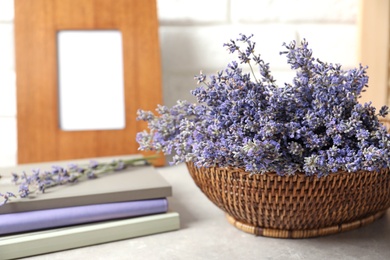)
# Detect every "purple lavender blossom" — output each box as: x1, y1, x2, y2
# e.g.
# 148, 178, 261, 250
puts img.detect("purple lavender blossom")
0, 192, 16, 206
137, 34, 390, 176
